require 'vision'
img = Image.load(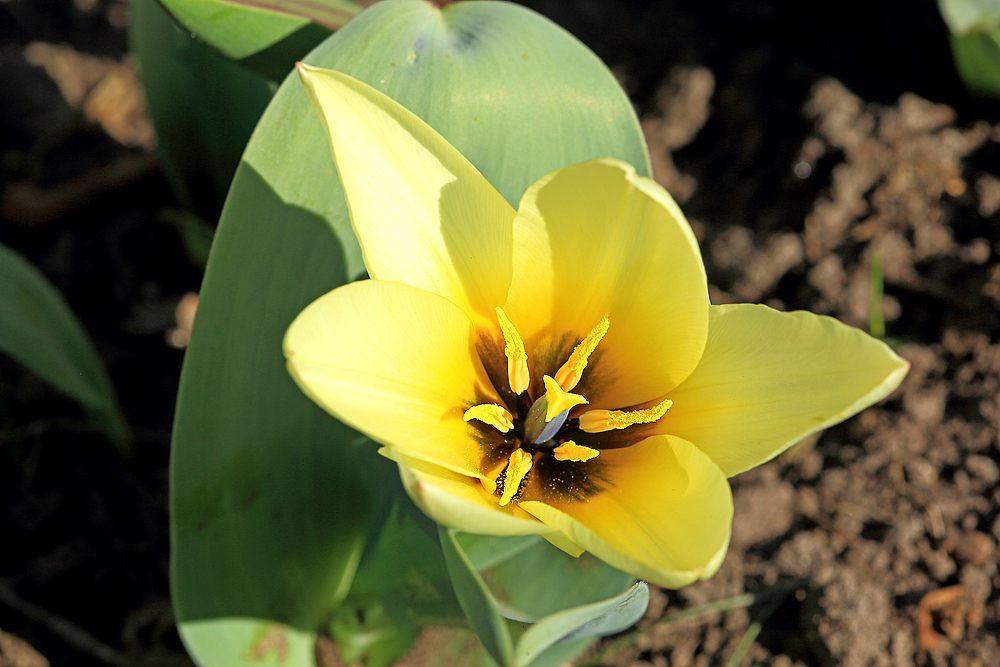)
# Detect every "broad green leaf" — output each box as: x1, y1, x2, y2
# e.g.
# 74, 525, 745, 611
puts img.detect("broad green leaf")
180, 619, 315, 667
171, 0, 650, 665
459, 533, 636, 623
948, 30, 1000, 97
513, 583, 649, 667
459, 534, 543, 572
939, 0, 1000, 33
0, 242, 128, 445
345, 506, 464, 628
442, 532, 627, 667
938, 0, 1000, 97
245, 0, 651, 282
170, 164, 400, 630
439, 527, 514, 667
156, 0, 360, 63
131, 0, 275, 218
